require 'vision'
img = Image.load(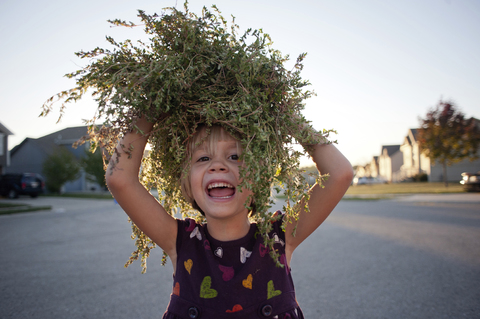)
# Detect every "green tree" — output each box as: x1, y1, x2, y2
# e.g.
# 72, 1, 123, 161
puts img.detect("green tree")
81, 148, 106, 189
418, 100, 480, 186
43, 148, 81, 193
